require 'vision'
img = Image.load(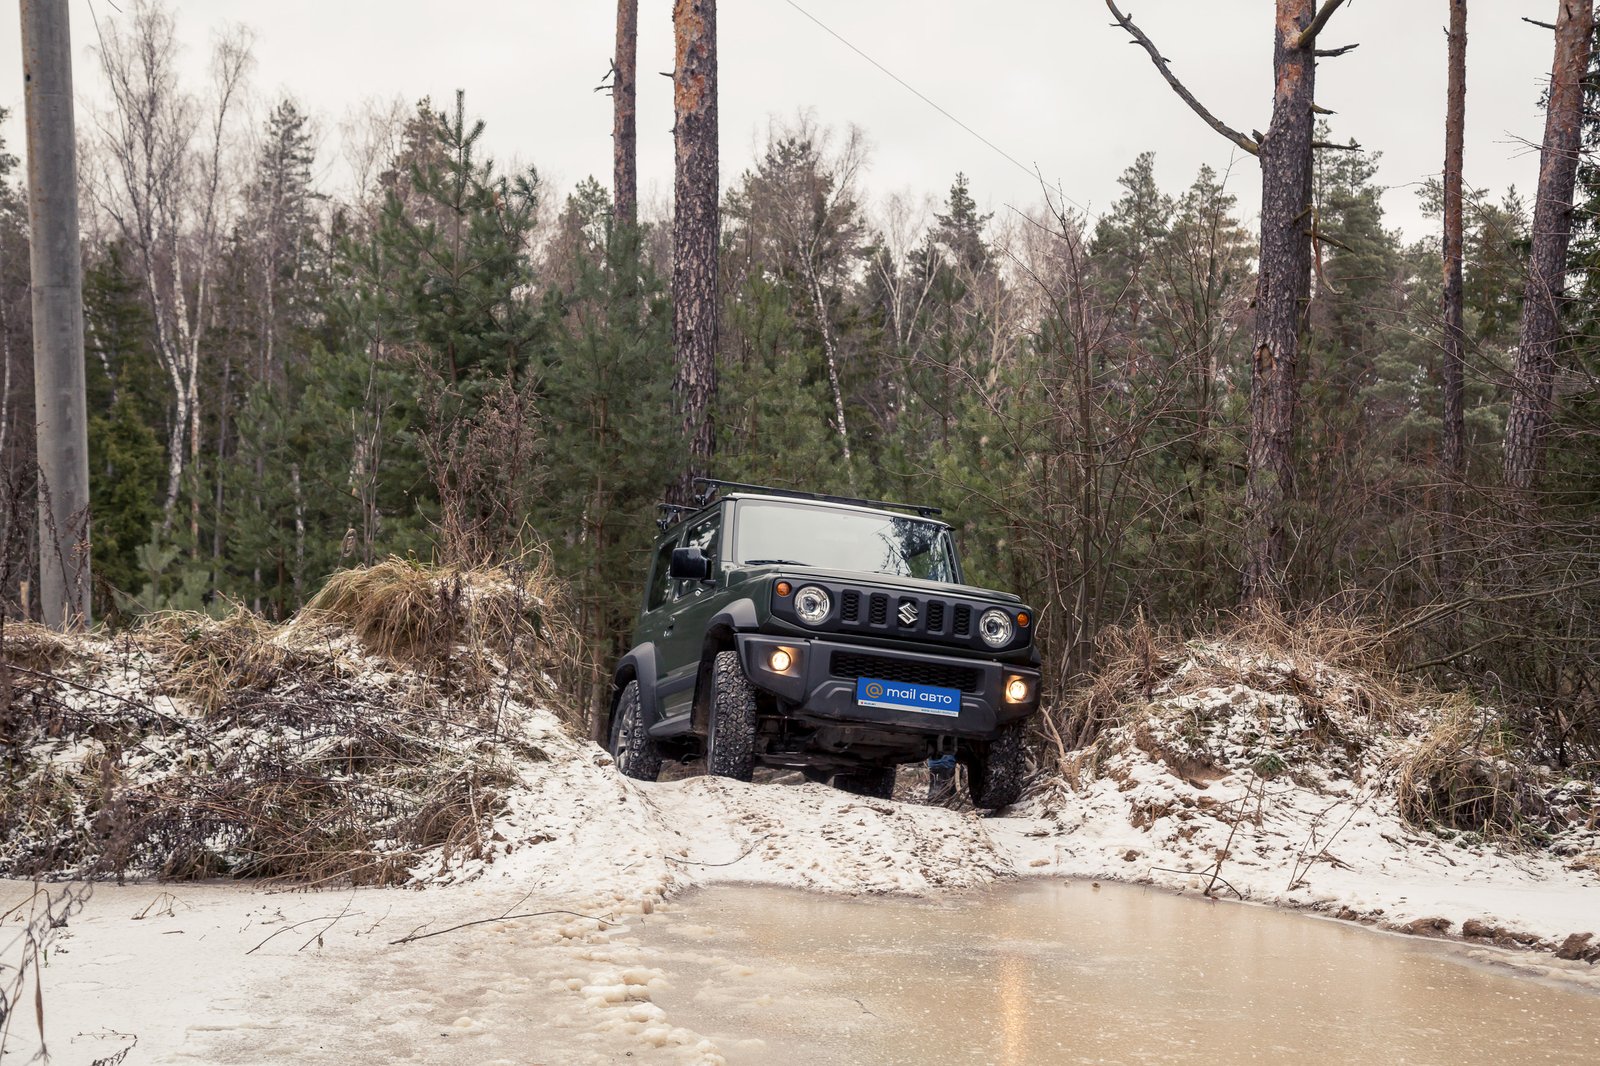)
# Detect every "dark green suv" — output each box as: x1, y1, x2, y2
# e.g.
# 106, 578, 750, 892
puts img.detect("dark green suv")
597, 480, 1041, 808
